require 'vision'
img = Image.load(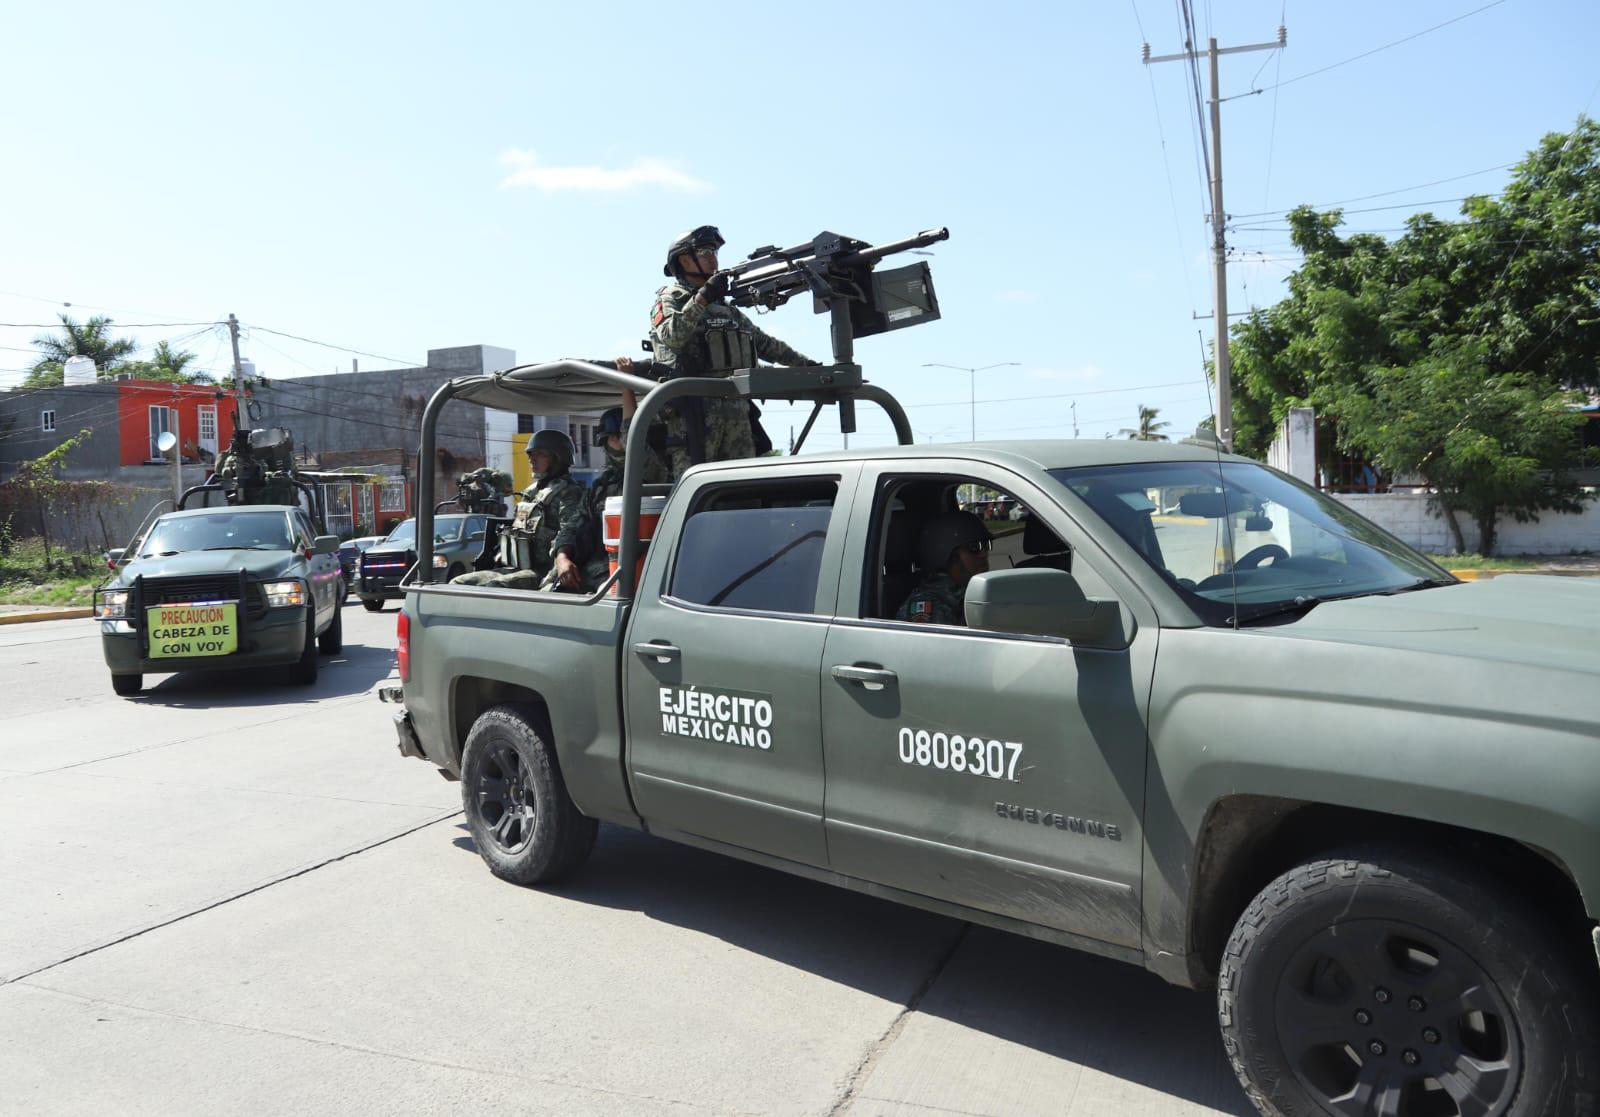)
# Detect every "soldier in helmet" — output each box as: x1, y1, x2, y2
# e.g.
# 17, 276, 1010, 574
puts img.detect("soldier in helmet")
650, 224, 818, 477
578, 364, 671, 590
452, 429, 587, 591
896, 511, 992, 625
